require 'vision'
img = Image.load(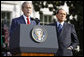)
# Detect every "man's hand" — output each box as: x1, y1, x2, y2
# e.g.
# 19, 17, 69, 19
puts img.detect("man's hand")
67, 46, 73, 50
